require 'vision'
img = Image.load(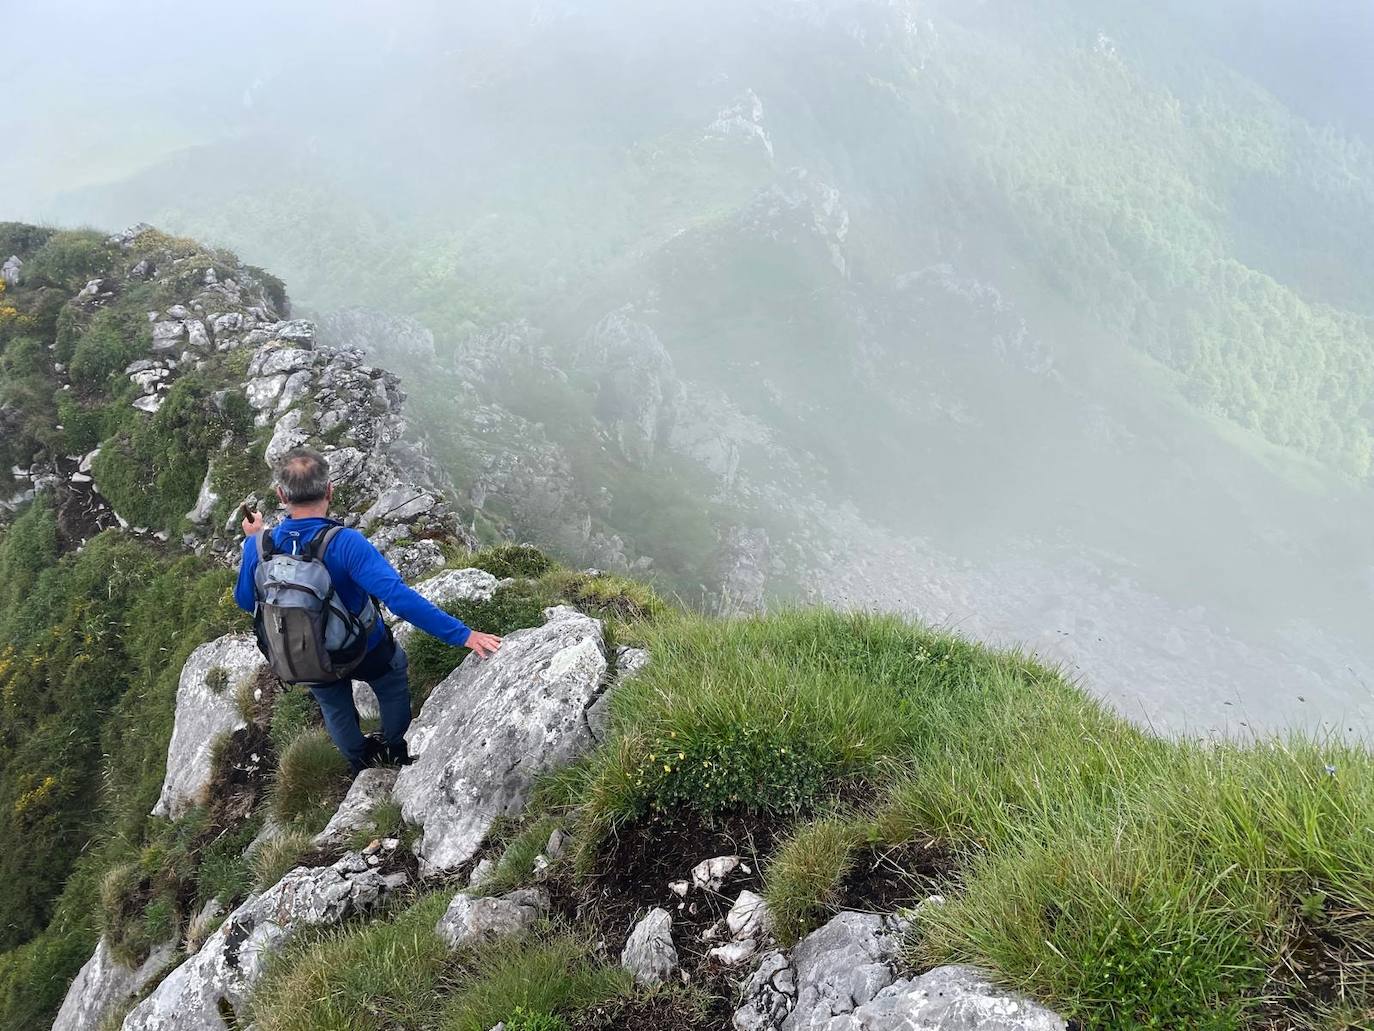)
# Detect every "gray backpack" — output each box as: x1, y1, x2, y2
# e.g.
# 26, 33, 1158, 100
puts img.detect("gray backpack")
251, 524, 378, 684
